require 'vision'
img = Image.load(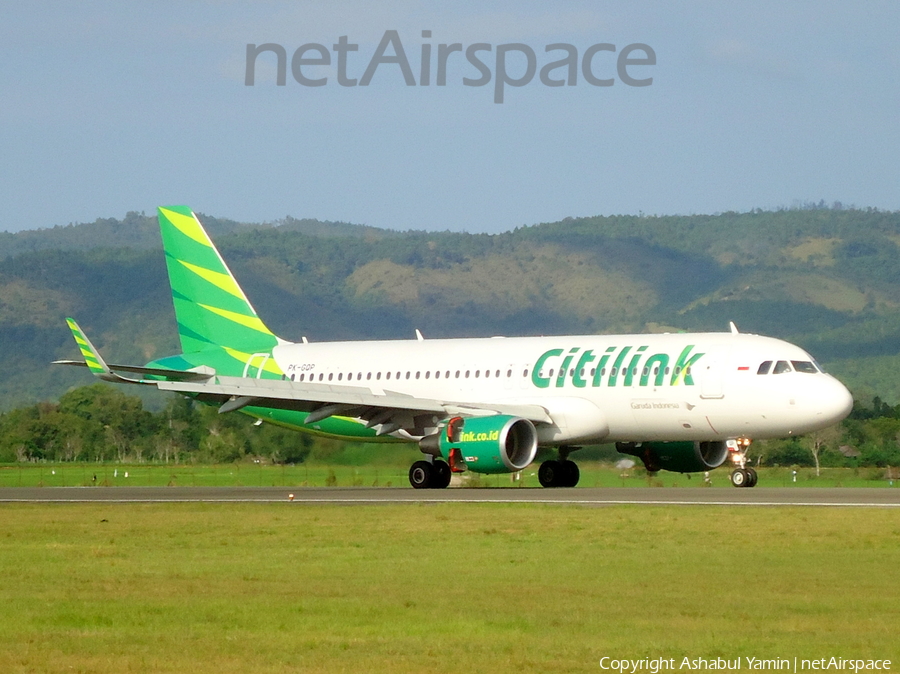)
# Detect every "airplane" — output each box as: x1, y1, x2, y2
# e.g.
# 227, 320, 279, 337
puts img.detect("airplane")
56, 206, 854, 489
